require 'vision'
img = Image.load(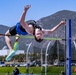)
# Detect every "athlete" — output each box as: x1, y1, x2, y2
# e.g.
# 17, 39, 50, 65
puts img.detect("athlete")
5, 5, 66, 61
